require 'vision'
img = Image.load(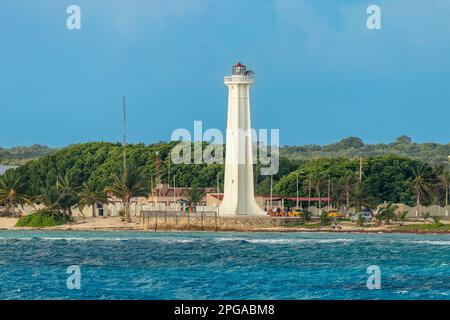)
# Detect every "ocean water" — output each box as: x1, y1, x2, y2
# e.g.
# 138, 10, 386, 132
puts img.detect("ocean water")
0, 230, 449, 300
